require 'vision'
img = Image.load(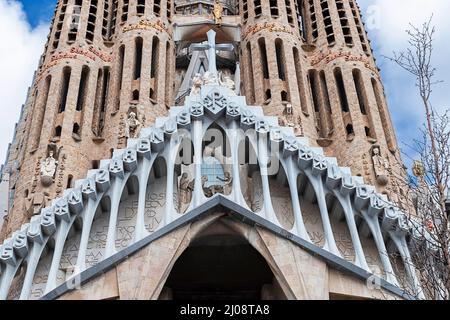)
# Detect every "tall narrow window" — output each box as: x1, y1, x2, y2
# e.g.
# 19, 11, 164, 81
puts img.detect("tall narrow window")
294, 0, 306, 38
308, 0, 318, 42
154, 0, 161, 17
336, 0, 353, 46
353, 69, 376, 140
293, 48, 308, 115
76, 66, 90, 111
31, 76, 52, 151
102, 0, 110, 41
167, 0, 172, 21
309, 70, 333, 138
254, 0, 262, 18
67, 175, 74, 188
258, 38, 269, 80
92, 68, 110, 137
121, 0, 129, 22
285, 0, 294, 27
134, 37, 143, 80
352, 69, 367, 115
372, 78, 395, 151
137, 0, 145, 15
68, 0, 82, 43
59, 67, 72, 113
349, 0, 370, 55
246, 42, 255, 103
150, 36, 160, 100
165, 42, 172, 105
270, 0, 279, 17
320, 0, 335, 45
86, 0, 98, 43
114, 45, 125, 112
275, 39, 286, 81
109, 0, 119, 39
334, 68, 349, 112
242, 0, 248, 23
52, 0, 68, 52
